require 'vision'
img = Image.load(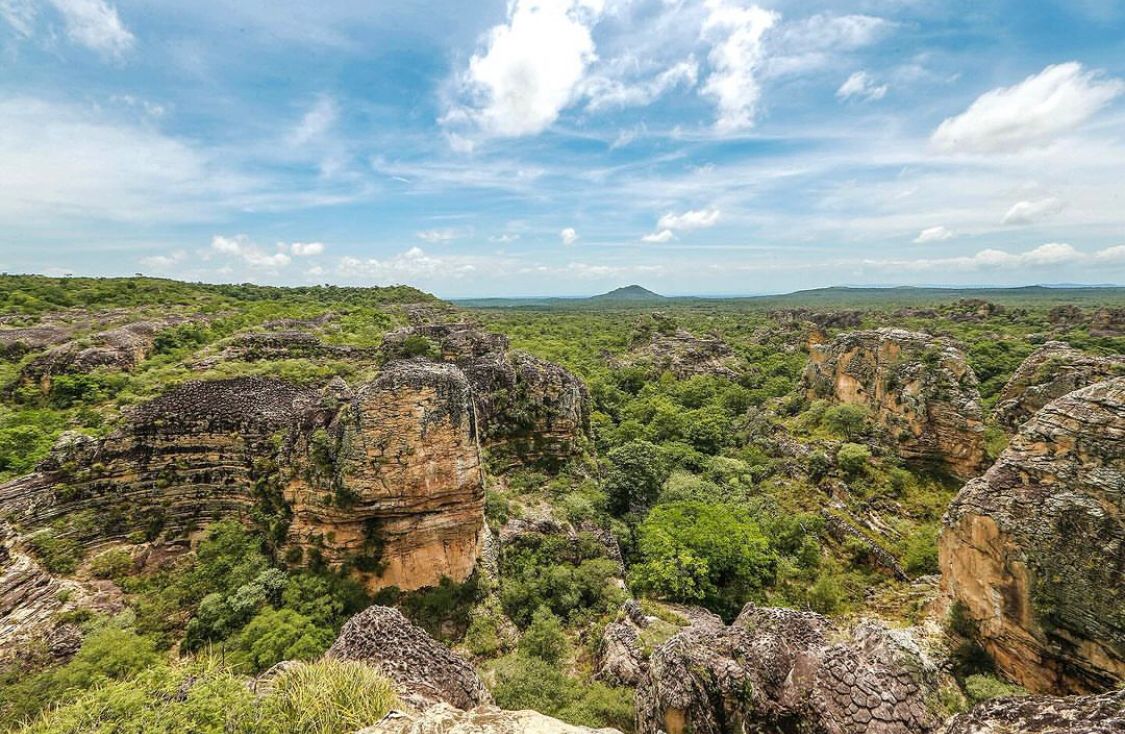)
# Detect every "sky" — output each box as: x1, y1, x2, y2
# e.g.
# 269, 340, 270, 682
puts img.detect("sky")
2, 0, 1125, 298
